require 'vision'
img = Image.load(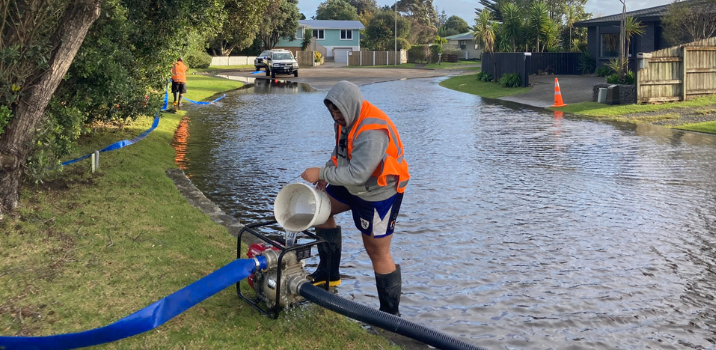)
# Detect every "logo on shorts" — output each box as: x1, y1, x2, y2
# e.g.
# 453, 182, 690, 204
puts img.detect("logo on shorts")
389, 220, 396, 230
360, 218, 370, 230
